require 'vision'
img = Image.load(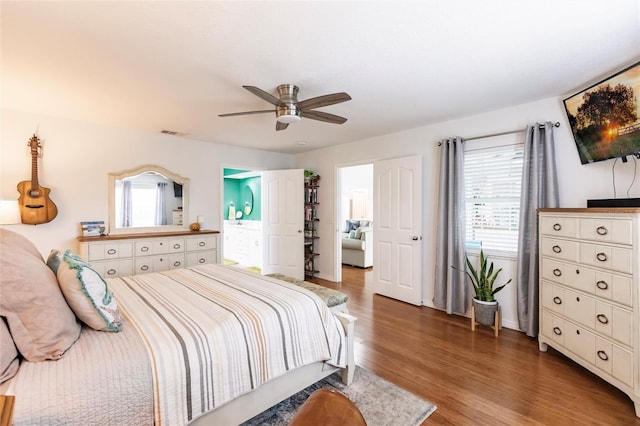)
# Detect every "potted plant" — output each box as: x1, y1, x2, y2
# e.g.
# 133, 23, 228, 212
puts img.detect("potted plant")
455, 250, 512, 326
